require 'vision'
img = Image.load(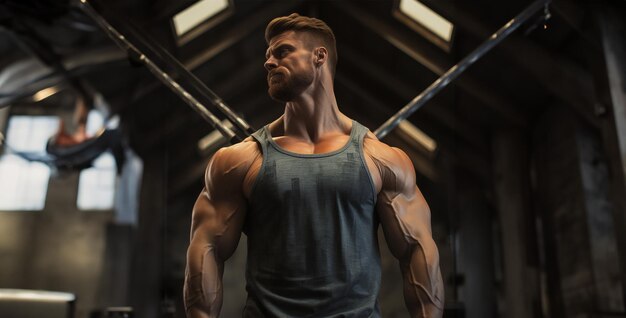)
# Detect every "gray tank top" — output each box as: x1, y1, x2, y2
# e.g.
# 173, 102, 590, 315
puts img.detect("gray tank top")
244, 121, 381, 318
